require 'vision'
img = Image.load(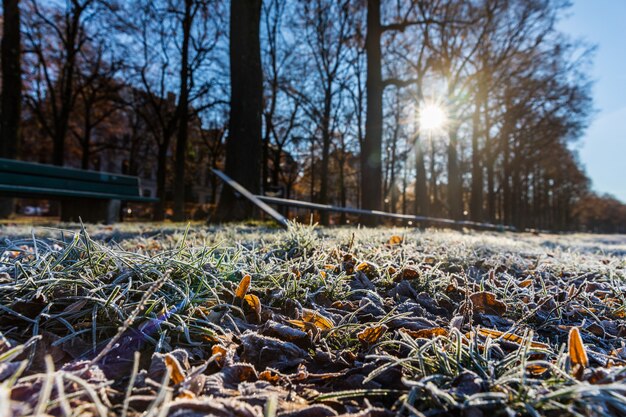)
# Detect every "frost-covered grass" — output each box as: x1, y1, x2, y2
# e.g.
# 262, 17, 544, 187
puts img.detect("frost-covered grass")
1, 222, 625, 416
